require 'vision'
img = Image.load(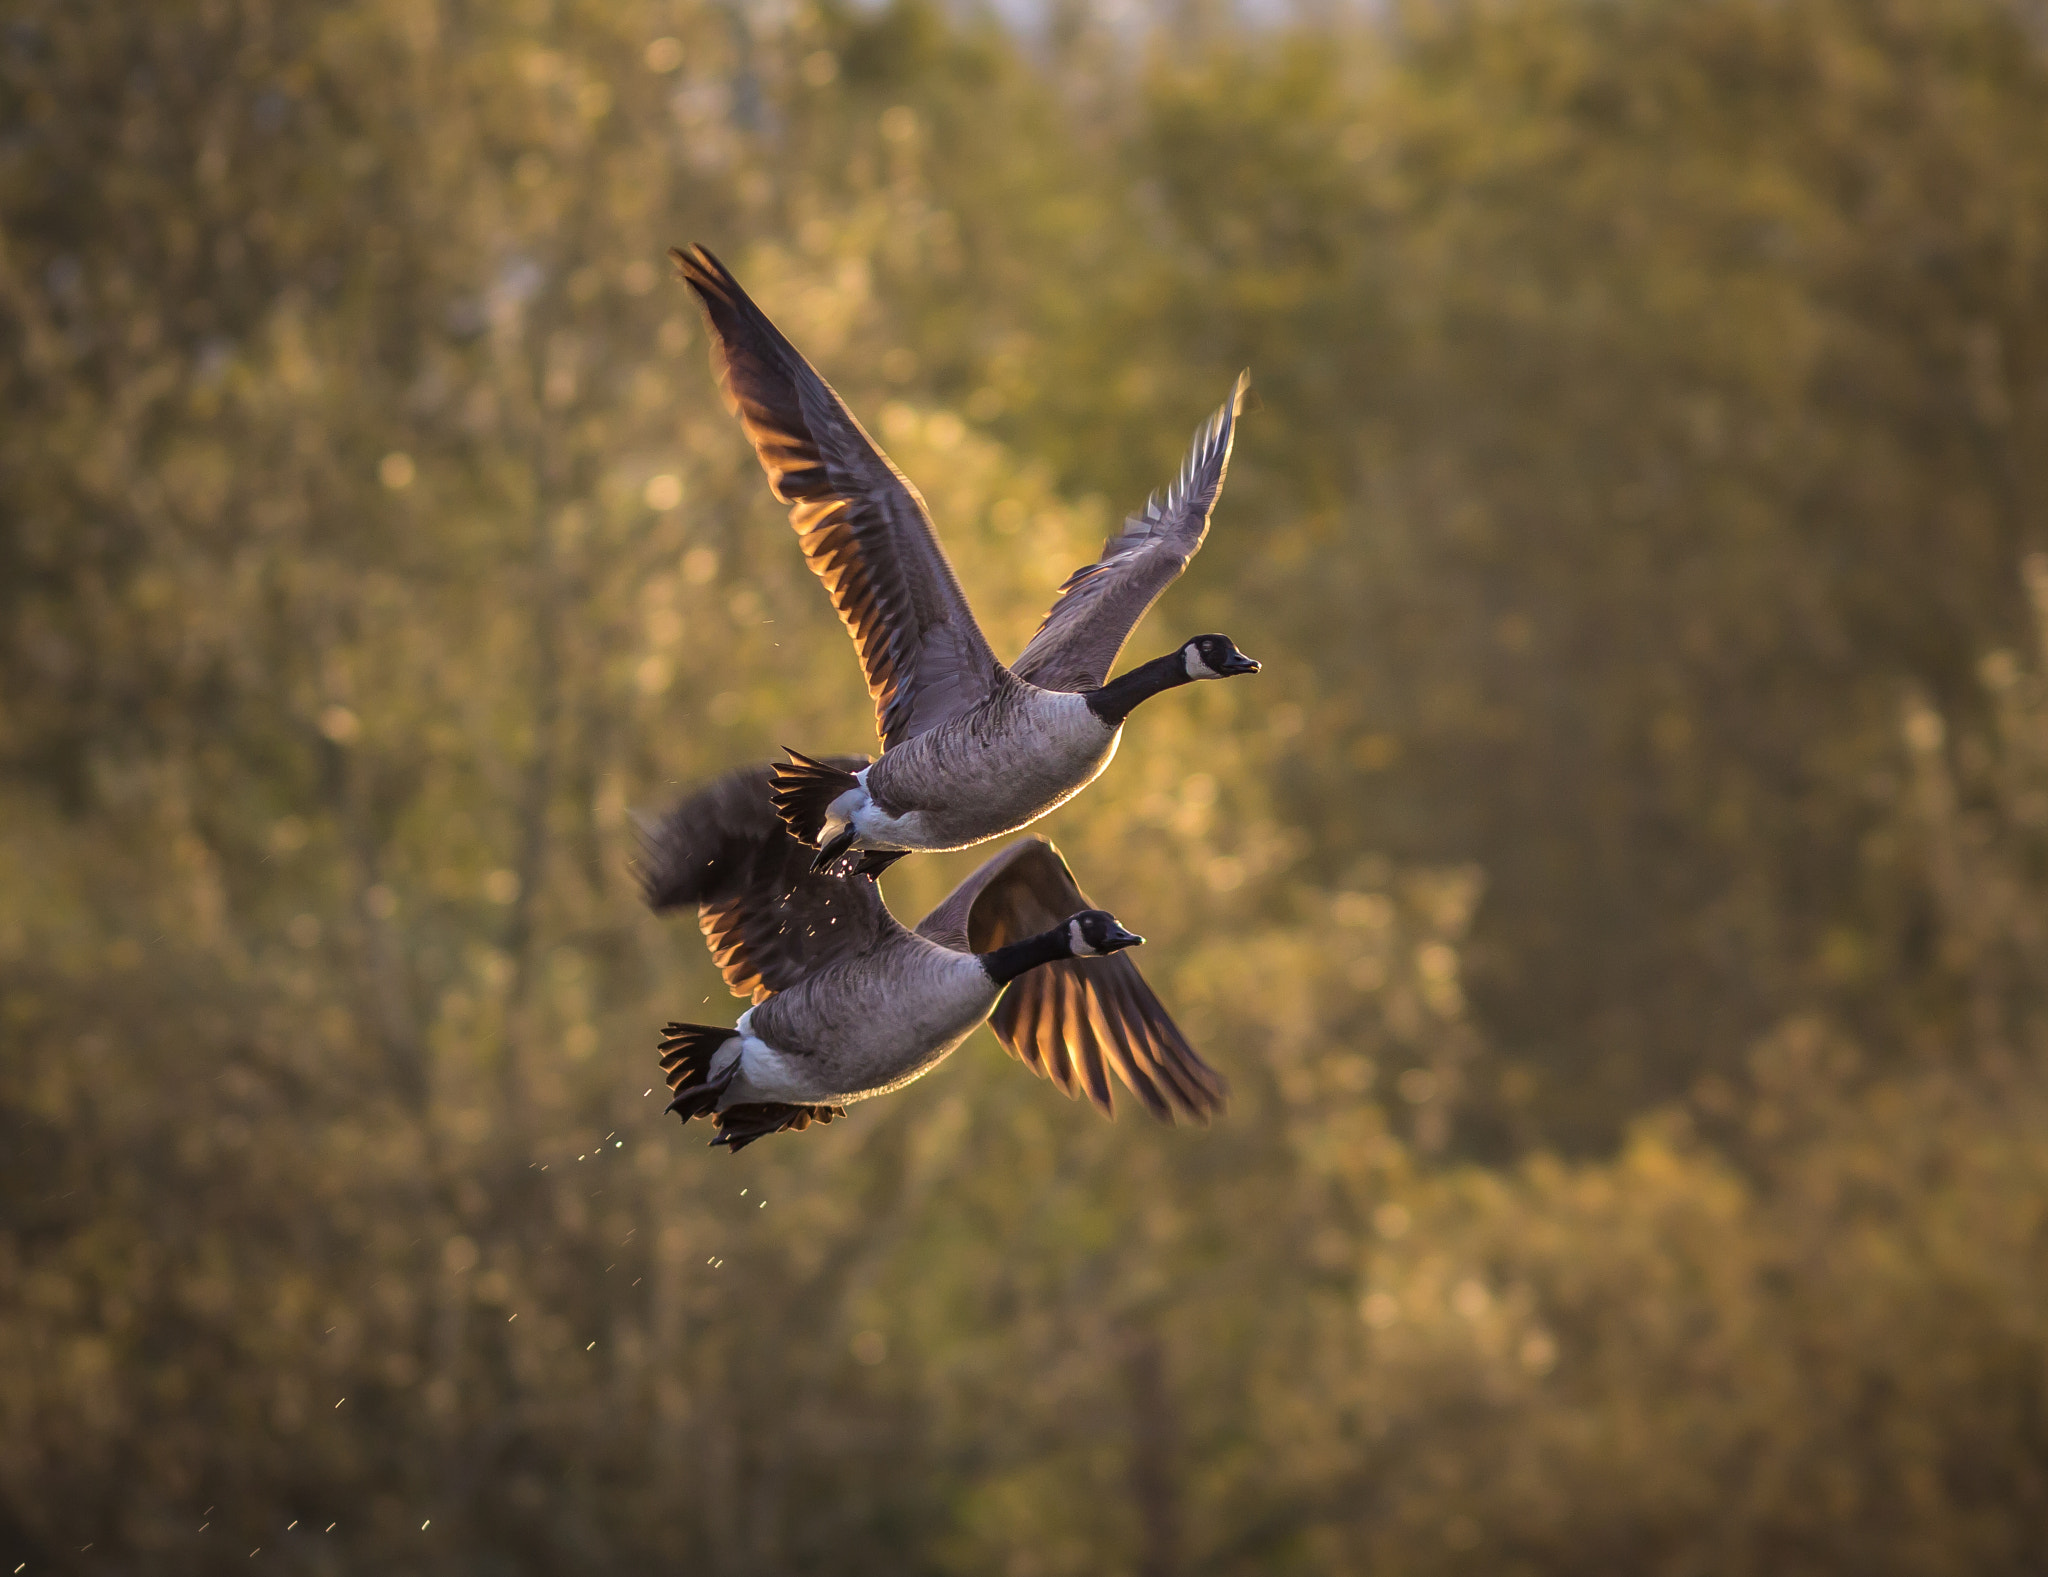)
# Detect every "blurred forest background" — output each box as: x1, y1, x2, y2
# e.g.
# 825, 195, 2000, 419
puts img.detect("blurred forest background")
6, 0, 2048, 1570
